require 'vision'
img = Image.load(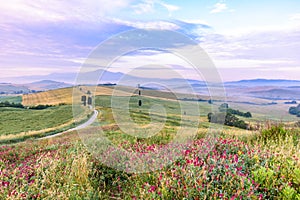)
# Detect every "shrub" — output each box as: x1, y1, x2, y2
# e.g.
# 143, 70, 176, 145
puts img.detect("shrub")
208, 112, 248, 129
261, 124, 287, 142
